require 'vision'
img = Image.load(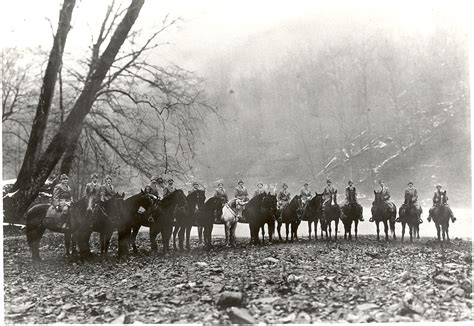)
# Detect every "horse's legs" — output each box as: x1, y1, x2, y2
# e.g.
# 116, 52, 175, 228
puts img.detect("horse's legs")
149, 225, 159, 251
328, 221, 332, 240
173, 226, 179, 250
409, 225, 413, 243
261, 225, 265, 244
277, 221, 283, 242
376, 221, 380, 241
308, 221, 312, 241
65, 232, 71, 256
230, 221, 237, 246
131, 226, 140, 253
401, 222, 406, 242
224, 223, 229, 246
71, 233, 77, 254
185, 226, 192, 250
104, 230, 113, 254
26, 226, 45, 261
118, 227, 130, 256
99, 232, 105, 254
354, 219, 359, 240
285, 223, 290, 242
384, 220, 389, 241
198, 226, 203, 244
162, 225, 173, 254
178, 225, 185, 250
334, 219, 339, 241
